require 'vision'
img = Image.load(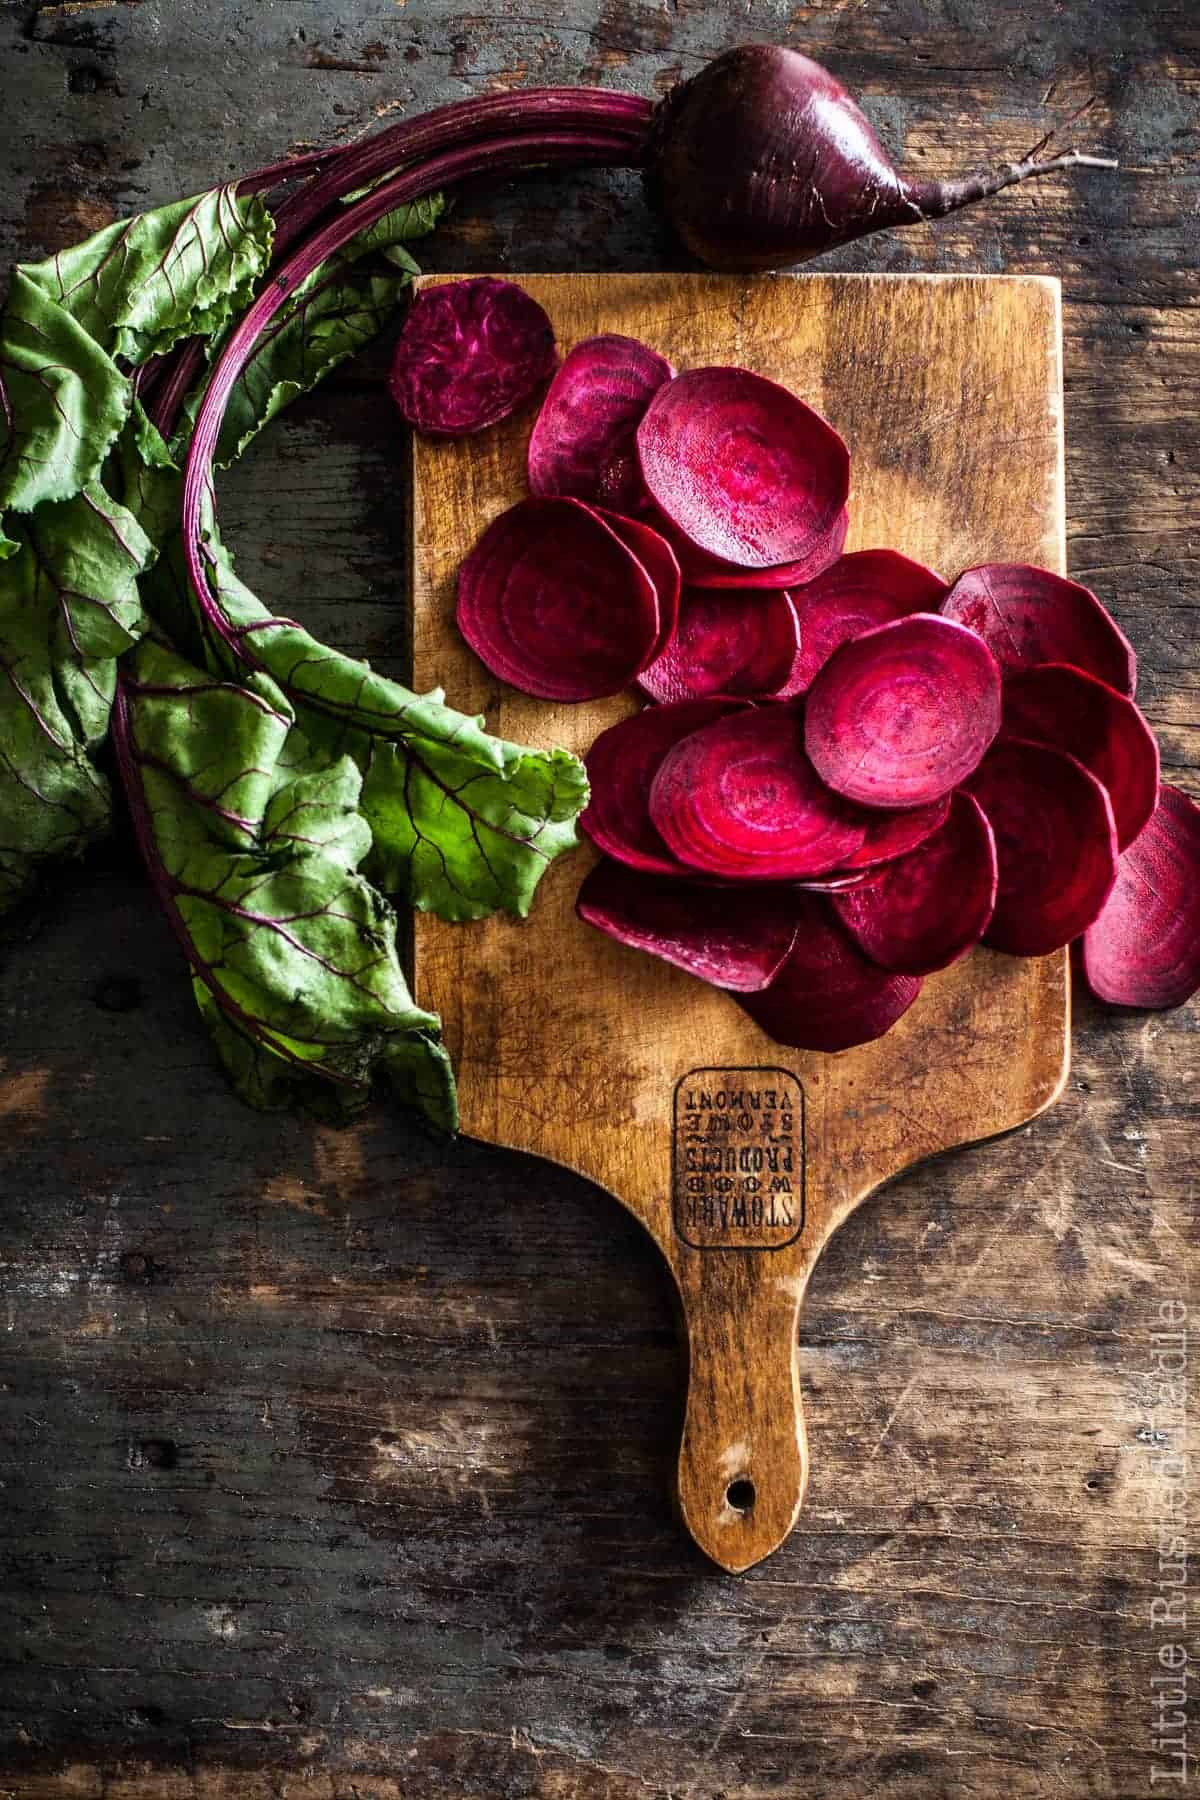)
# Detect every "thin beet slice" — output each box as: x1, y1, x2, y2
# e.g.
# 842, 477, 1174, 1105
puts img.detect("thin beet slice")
649, 707, 866, 879
677, 506, 850, 591
638, 586, 799, 704
581, 697, 747, 875
839, 796, 951, 871
833, 792, 998, 975
778, 549, 949, 696
805, 613, 1001, 808
596, 510, 681, 660
965, 738, 1118, 956
389, 277, 557, 437
942, 564, 1137, 697
1000, 662, 1159, 851
739, 894, 923, 1052
457, 496, 659, 701
636, 366, 850, 571
528, 334, 674, 503
1083, 784, 1200, 1009
577, 858, 798, 992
